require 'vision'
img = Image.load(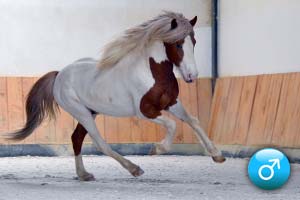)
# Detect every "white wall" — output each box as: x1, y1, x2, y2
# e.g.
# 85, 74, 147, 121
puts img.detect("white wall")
219, 0, 300, 76
0, 0, 212, 77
